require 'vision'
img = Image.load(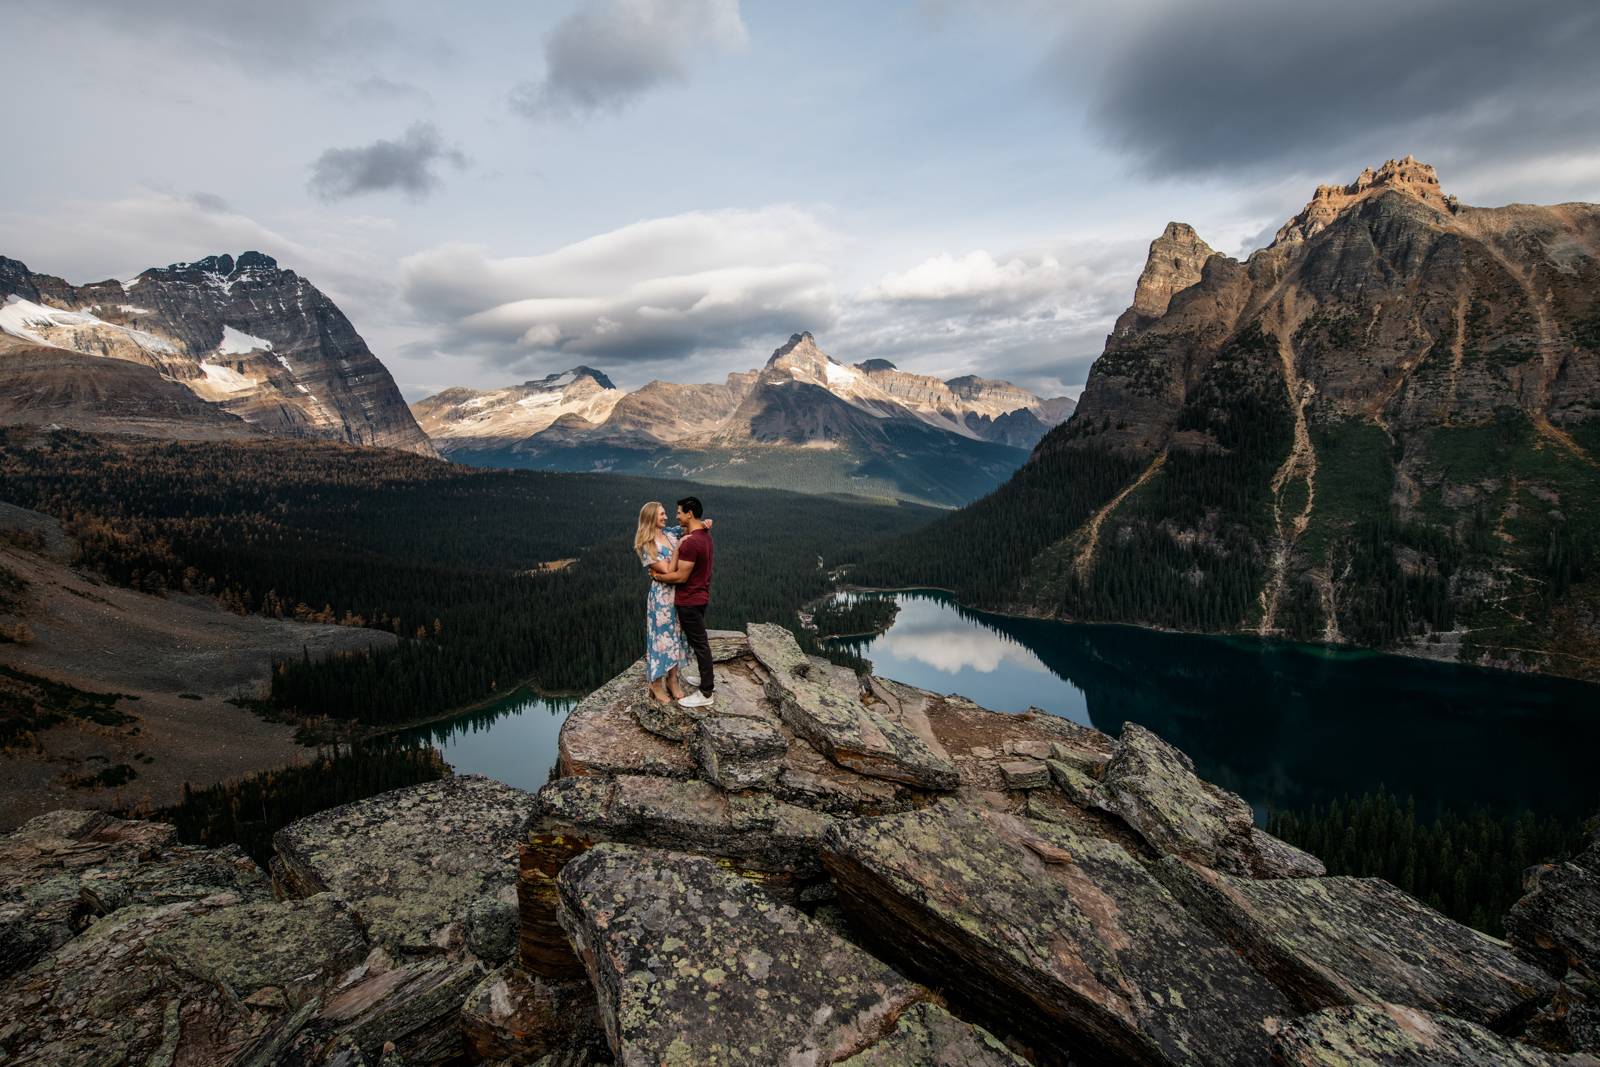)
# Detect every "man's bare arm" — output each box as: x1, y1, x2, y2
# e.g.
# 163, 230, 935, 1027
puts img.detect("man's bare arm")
652, 558, 696, 584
